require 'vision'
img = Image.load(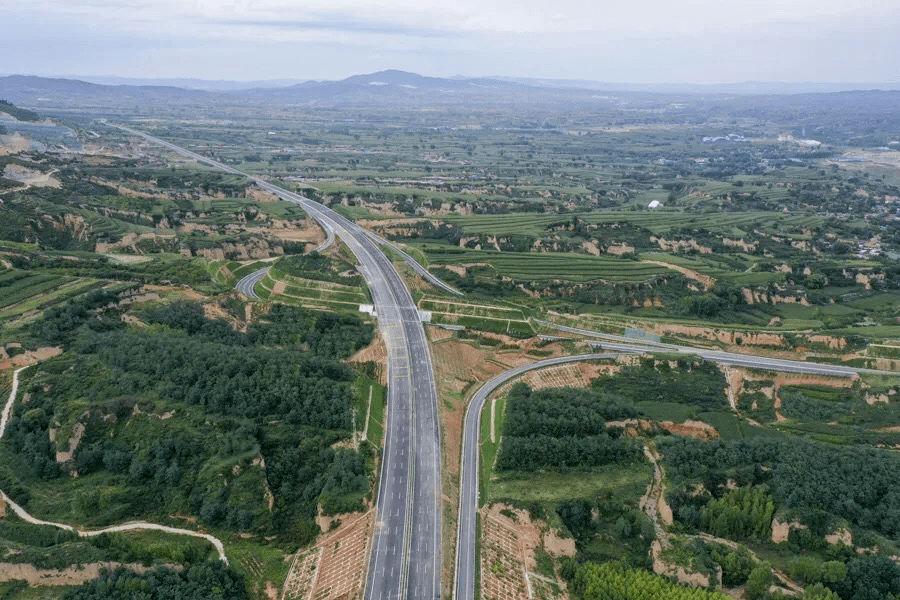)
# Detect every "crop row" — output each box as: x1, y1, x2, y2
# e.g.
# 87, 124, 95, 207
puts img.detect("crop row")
442, 210, 826, 238
424, 249, 670, 282
0, 278, 99, 319
0, 272, 75, 309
